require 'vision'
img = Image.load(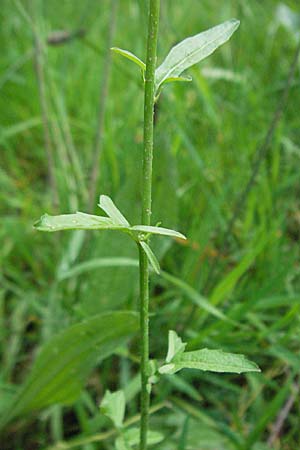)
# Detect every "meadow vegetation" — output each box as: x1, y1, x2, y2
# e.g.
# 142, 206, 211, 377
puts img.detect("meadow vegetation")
1, 1, 300, 449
